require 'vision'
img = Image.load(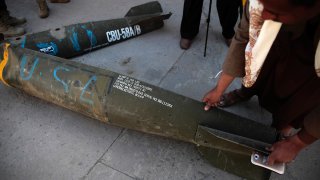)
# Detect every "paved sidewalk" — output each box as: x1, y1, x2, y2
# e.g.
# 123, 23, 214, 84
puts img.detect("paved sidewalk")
0, 0, 319, 179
